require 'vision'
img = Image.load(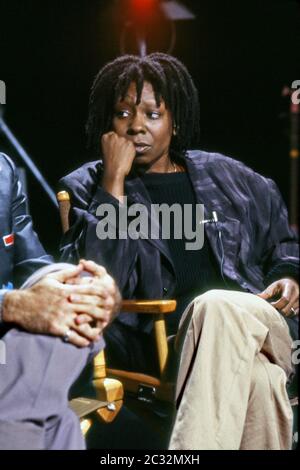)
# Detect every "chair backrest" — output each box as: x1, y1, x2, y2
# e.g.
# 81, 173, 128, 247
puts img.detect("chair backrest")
57, 190, 71, 234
